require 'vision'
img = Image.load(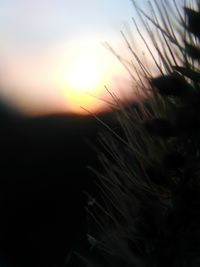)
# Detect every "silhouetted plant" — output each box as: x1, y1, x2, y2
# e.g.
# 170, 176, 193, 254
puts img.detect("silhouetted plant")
72, 1, 200, 266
